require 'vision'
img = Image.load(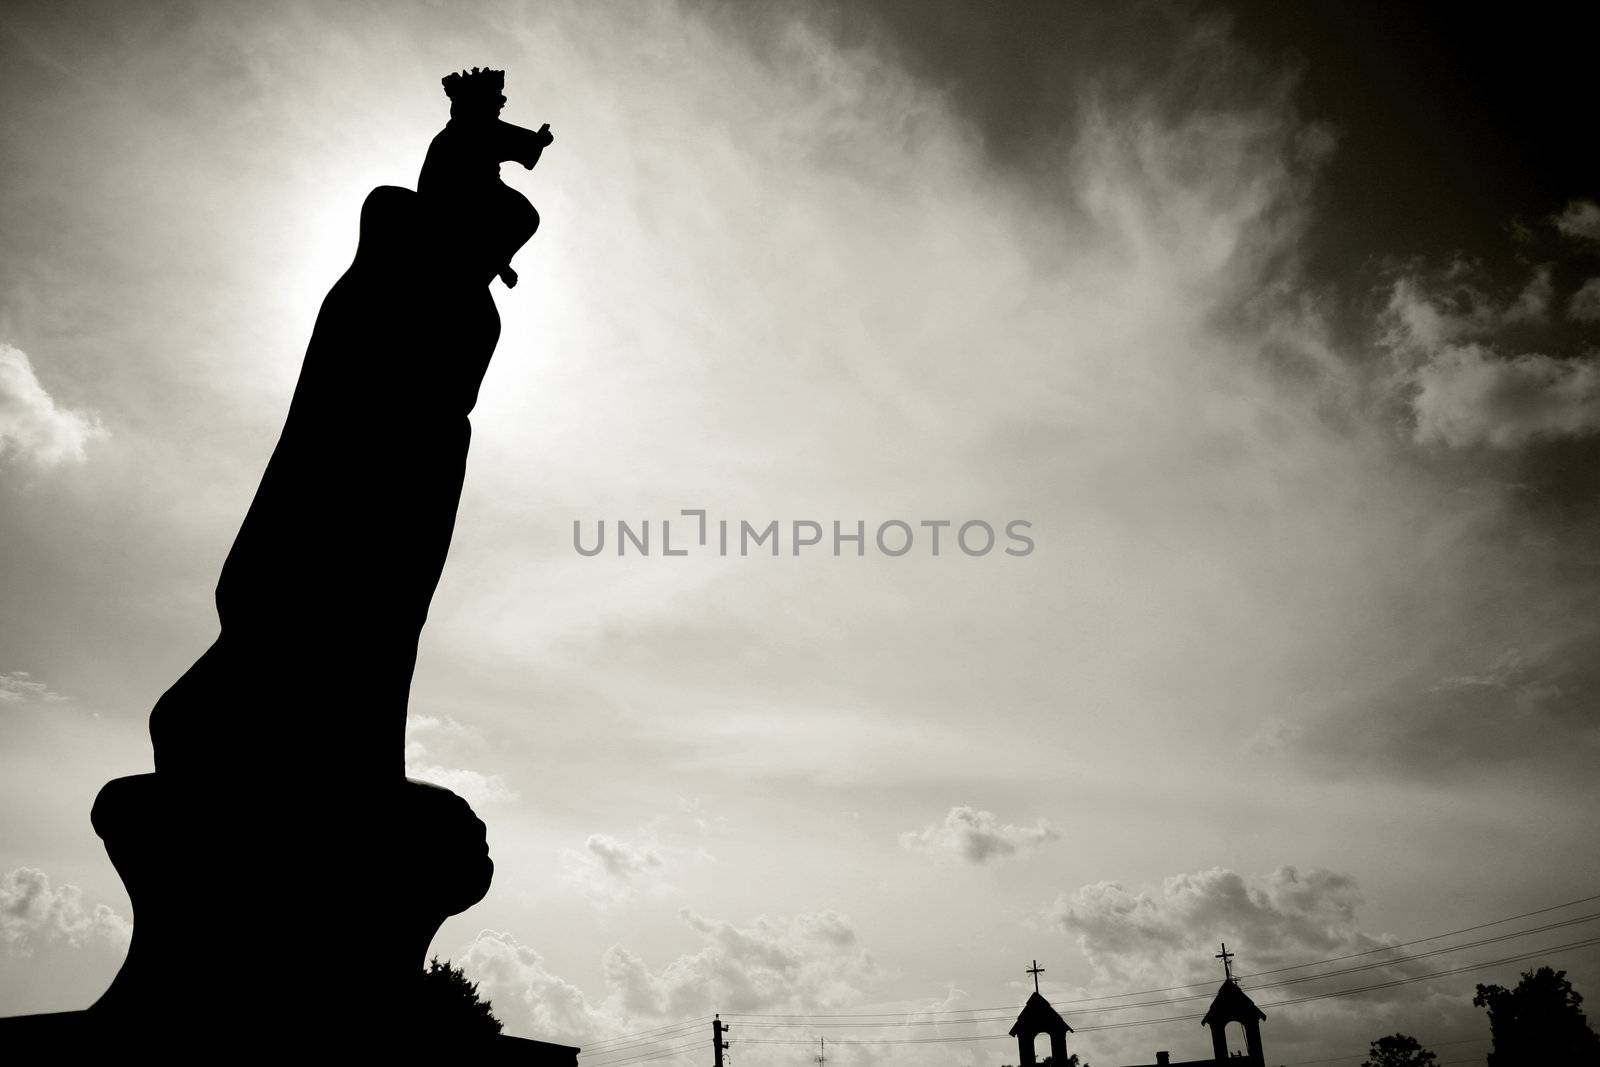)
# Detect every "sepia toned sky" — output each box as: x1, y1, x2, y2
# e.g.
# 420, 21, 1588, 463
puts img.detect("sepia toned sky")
3, 2, 1599, 1063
